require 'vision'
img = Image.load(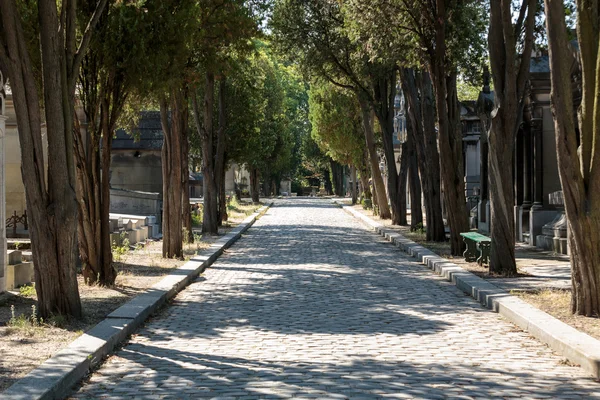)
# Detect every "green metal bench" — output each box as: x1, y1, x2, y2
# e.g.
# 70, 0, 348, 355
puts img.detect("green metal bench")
460, 232, 491, 266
